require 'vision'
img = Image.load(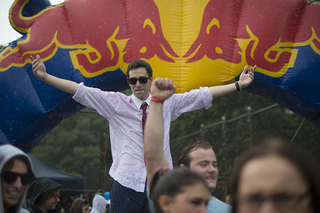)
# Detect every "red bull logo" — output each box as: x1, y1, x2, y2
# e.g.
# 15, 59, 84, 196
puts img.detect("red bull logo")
182, 0, 320, 79
1, 0, 320, 149
0, 0, 178, 77
0, 0, 320, 88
